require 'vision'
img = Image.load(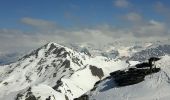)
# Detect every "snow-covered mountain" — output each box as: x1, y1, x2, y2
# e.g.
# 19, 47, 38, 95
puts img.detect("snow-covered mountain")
87, 55, 170, 100
130, 44, 170, 61
0, 42, 128, 100
0, 41, 170, 100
